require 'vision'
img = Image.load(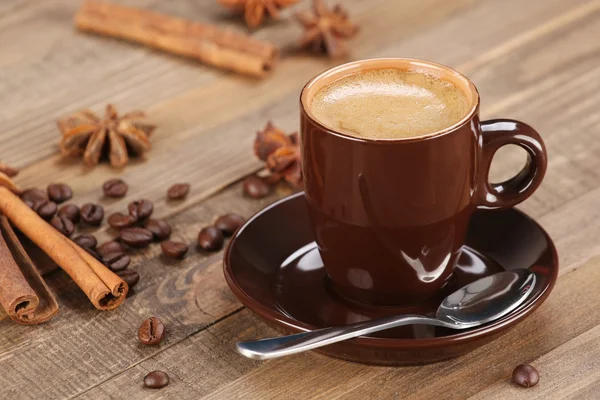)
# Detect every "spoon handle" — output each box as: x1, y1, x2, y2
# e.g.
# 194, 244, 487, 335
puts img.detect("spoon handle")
236, 315, 450, 360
